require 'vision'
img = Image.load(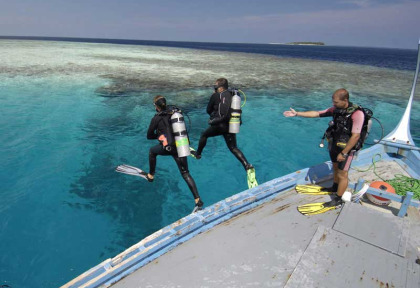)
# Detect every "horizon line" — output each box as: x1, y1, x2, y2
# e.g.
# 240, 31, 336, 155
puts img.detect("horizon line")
0, 35, 416, 51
